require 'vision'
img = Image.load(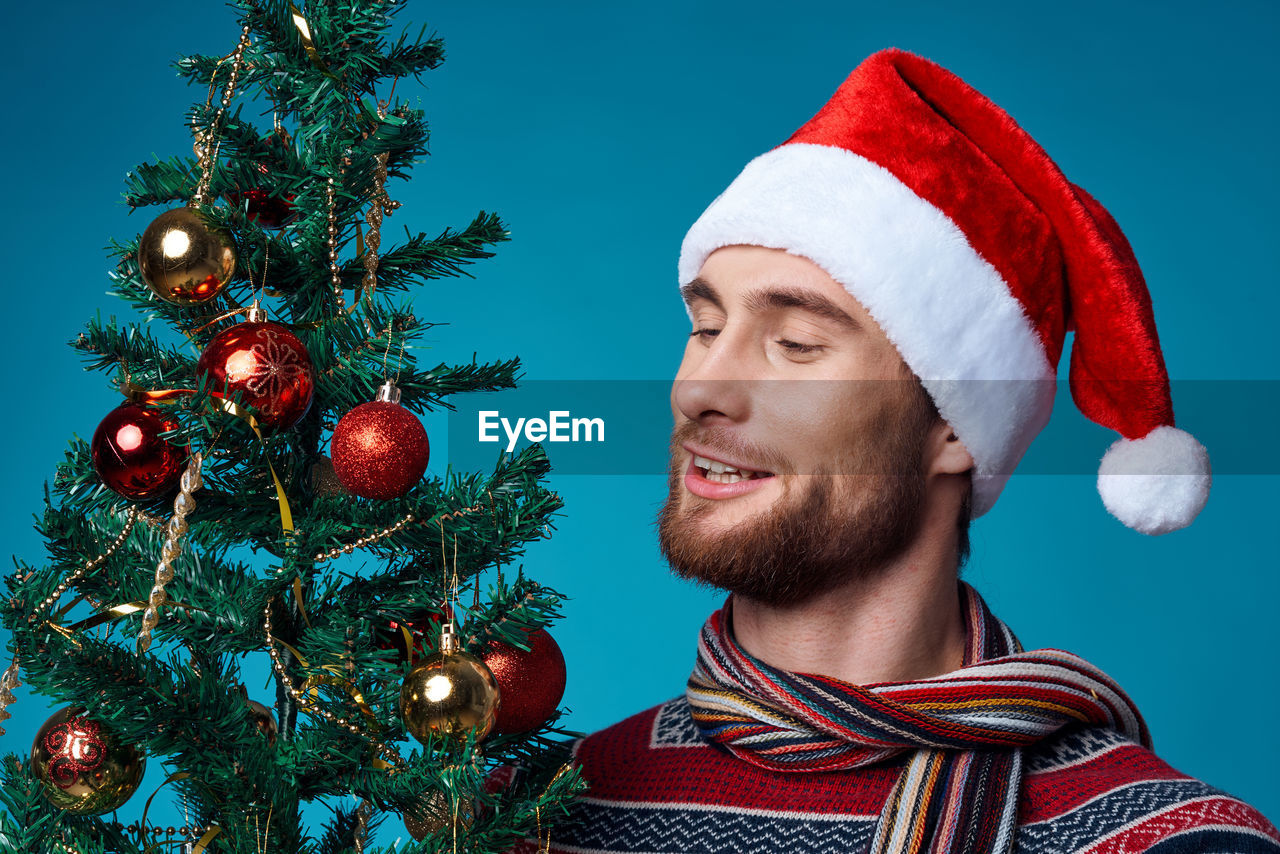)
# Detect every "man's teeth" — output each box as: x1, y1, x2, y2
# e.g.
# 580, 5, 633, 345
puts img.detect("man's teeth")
692, 454, 762, 483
